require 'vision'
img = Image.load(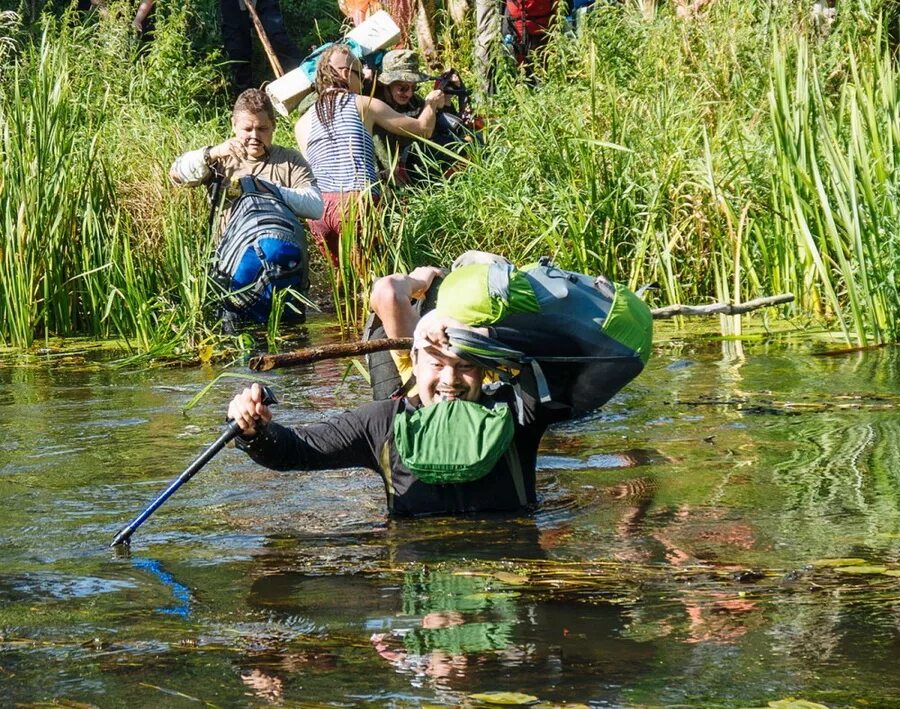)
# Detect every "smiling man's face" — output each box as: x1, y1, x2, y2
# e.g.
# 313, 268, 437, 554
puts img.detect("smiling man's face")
413, 346, 483, 407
